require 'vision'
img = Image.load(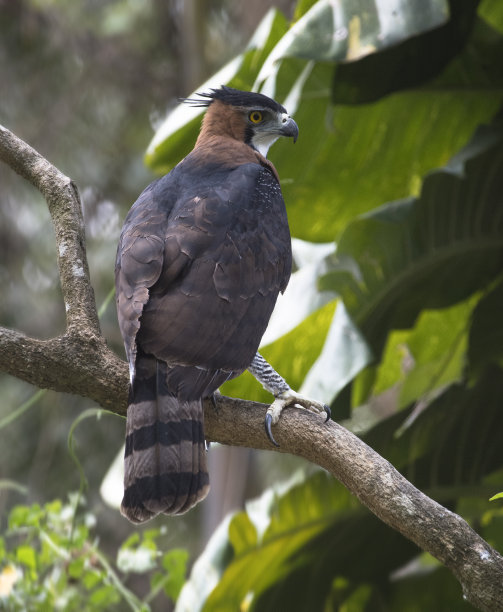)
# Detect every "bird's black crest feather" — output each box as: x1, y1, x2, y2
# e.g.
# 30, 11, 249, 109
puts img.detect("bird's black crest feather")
182, 86, 286, 114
